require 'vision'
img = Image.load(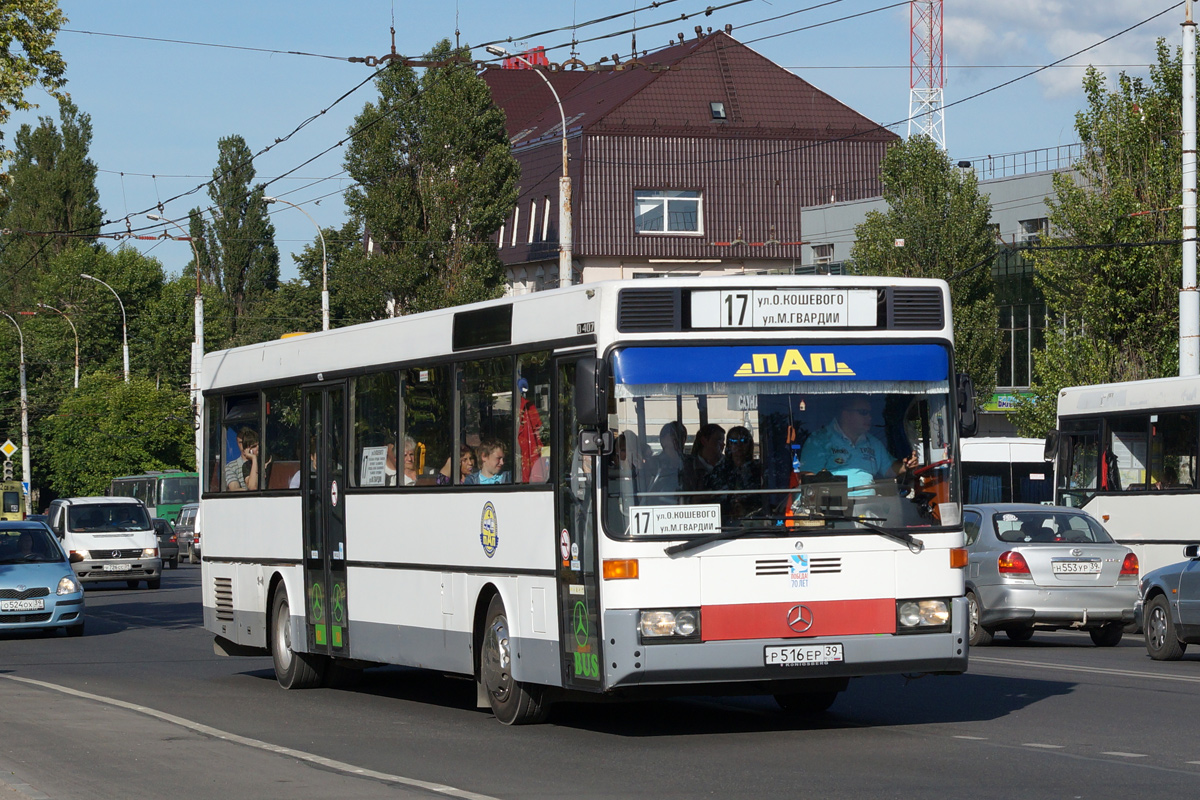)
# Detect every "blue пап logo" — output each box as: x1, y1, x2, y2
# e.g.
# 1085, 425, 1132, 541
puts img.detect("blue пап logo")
480, 502, 499, 558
